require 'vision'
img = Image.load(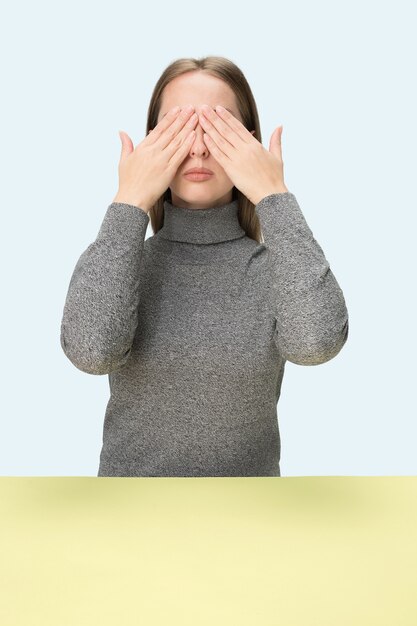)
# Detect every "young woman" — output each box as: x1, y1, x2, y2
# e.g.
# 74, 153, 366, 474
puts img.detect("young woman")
60, 56, 349, 477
